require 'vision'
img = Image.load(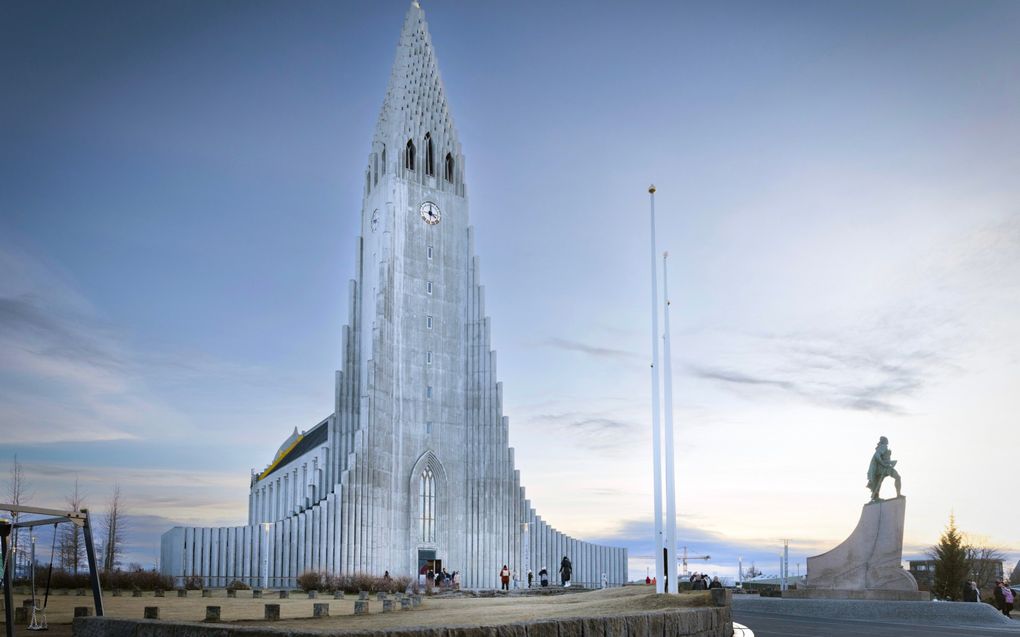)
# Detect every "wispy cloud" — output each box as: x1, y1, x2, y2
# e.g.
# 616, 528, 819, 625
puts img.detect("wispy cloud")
539, 337, 642, 363
526, 411, 639, 451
